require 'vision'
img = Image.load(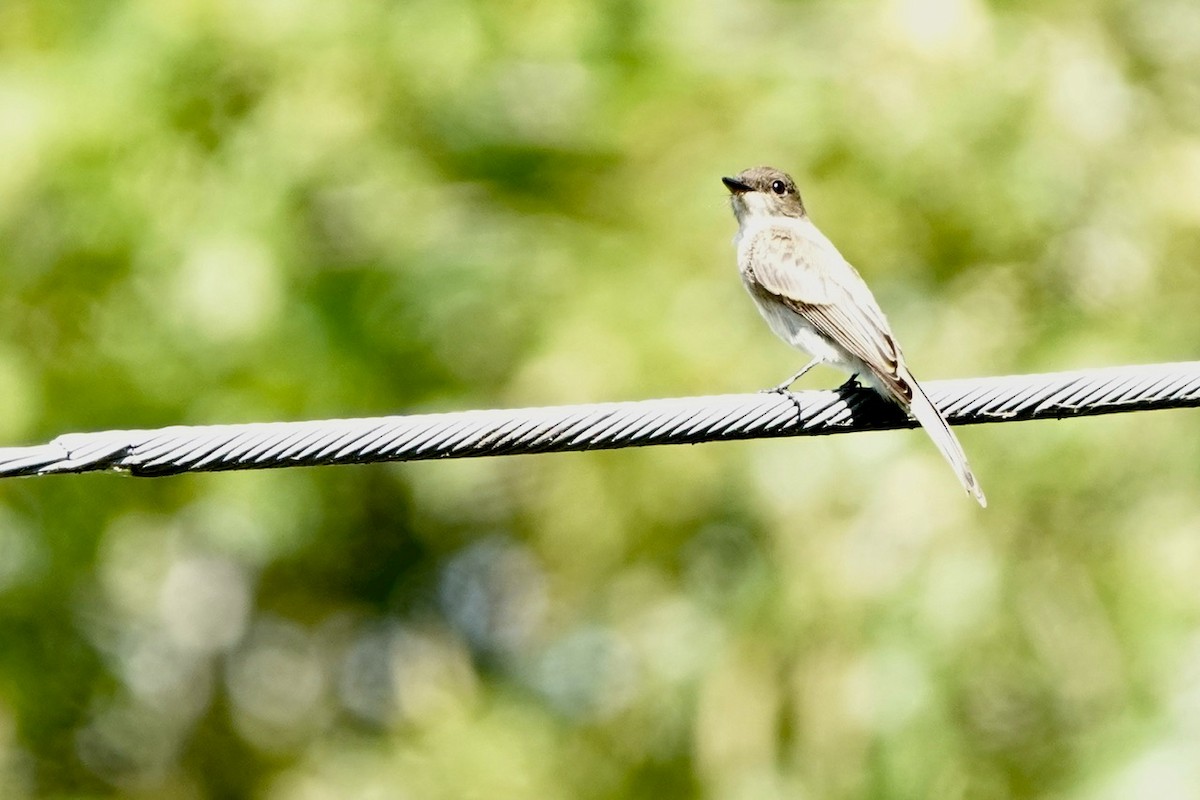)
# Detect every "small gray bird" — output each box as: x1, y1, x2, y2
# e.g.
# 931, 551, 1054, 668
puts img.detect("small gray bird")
723, 166, 986, 507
